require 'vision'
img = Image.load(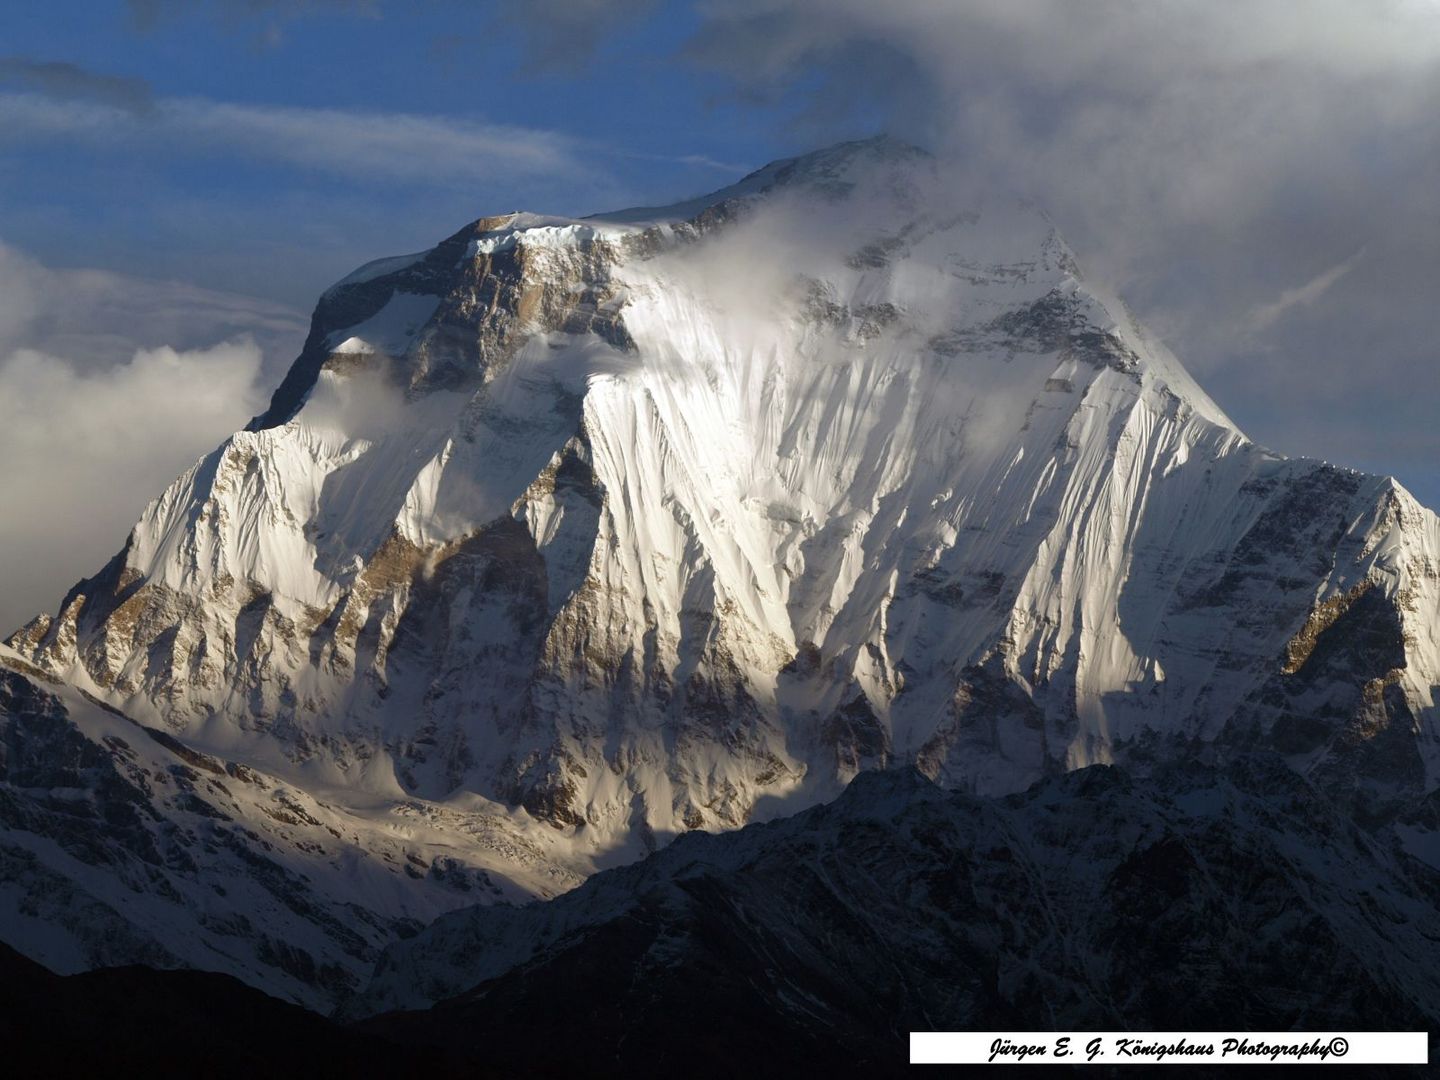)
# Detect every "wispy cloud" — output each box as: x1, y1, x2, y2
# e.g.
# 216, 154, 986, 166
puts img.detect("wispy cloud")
0, 240, 307, 373
1248, 248, 1367, 331
0, 89, 585, 184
